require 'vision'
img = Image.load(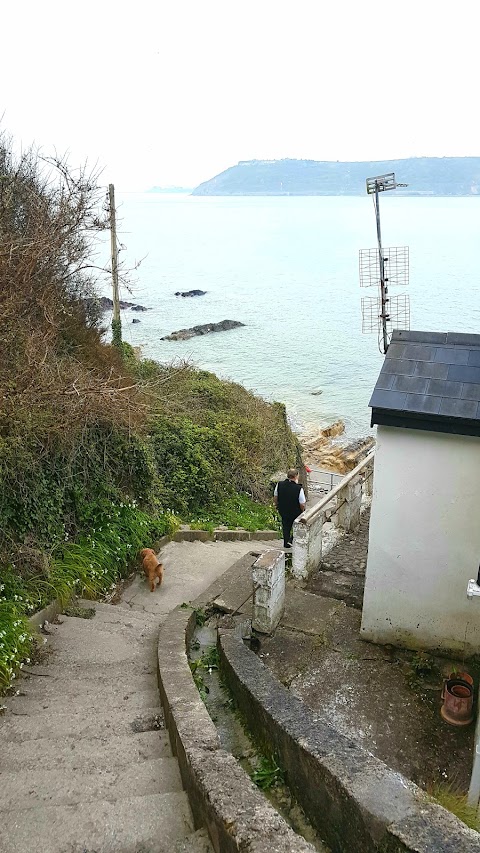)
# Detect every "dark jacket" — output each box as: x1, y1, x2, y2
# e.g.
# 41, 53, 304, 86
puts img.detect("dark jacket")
276, 479, 302, 518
